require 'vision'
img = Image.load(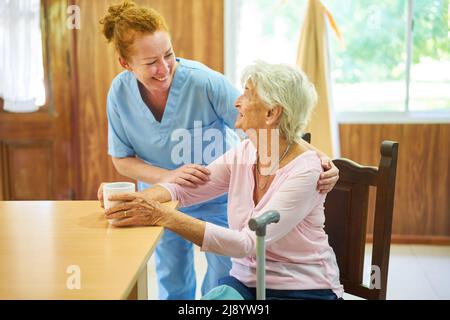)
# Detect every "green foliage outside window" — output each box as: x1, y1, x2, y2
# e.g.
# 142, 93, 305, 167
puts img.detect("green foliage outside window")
252, 0, 450, 83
